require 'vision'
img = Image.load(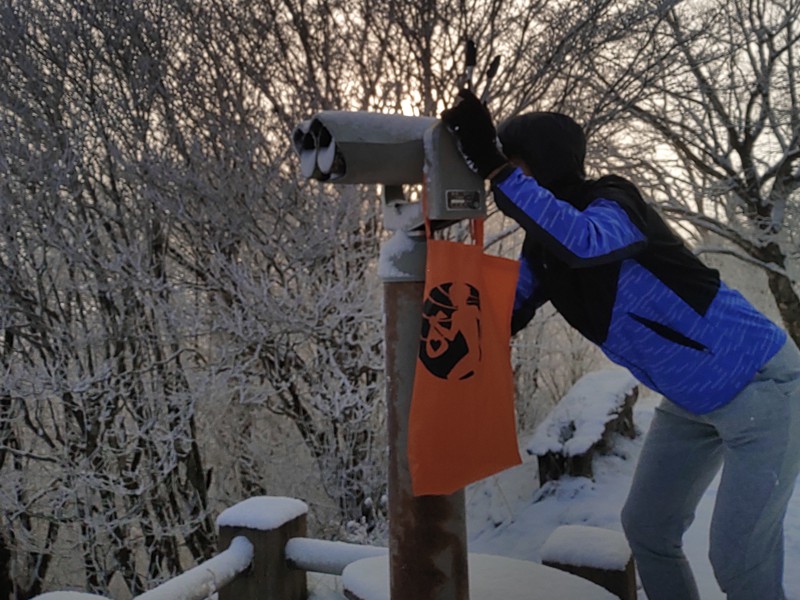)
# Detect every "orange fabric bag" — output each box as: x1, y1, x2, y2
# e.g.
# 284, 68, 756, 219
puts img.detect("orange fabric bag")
408, 217, 522, 496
